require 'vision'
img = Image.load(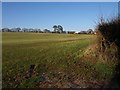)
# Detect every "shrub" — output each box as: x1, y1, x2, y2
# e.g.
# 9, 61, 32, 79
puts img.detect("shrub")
96, 17, 120, 87
96, 17, 120, 53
